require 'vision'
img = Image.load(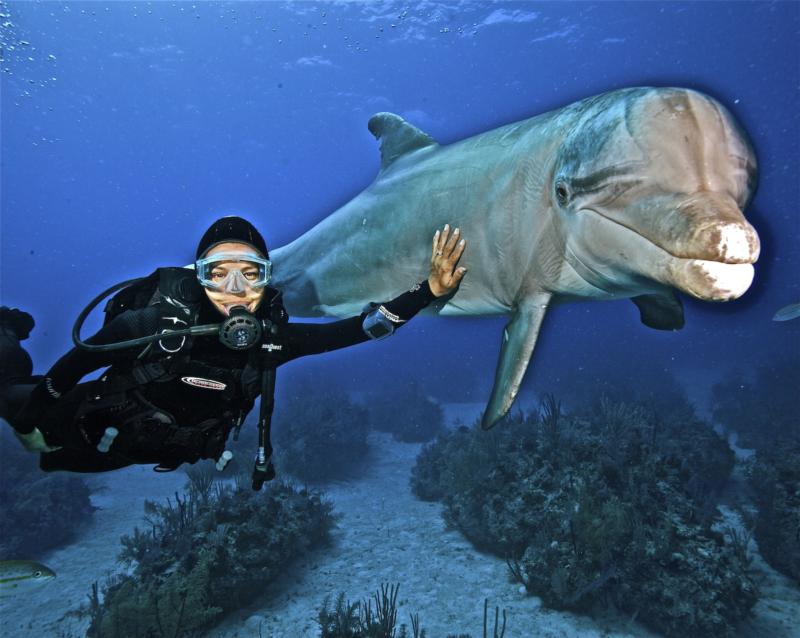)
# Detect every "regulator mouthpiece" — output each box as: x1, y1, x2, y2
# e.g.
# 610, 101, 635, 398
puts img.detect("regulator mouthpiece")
218, 306, 262, 350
